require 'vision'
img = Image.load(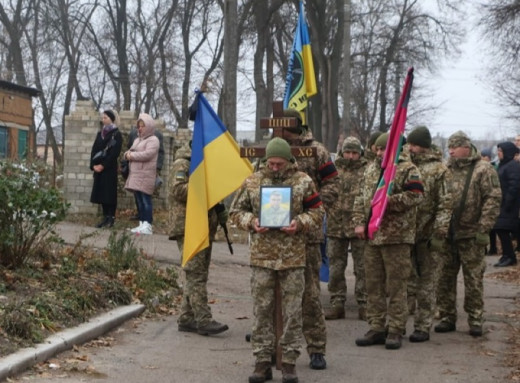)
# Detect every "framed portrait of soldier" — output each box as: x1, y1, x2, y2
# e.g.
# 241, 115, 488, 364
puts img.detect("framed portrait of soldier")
259, 186, 292, 228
